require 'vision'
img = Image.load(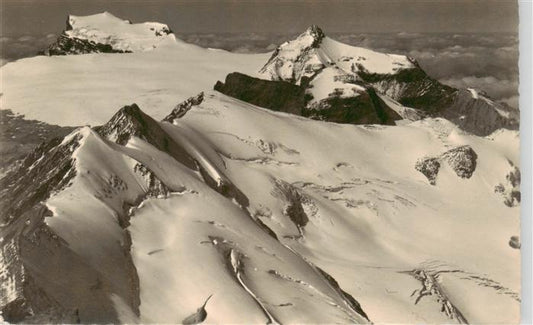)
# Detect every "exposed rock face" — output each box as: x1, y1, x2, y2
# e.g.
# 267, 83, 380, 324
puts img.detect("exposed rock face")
306, 88, 402, 125
214, 72, 306, 115
442, 89, 519, 136
214, 72, 402, 126
256, 26, 519, 135
0, 109, 75, 177
407, 269, 468, 324
41, 33, 130, 56
132, 163, 170, 199
0, 133, 80, 224
415, 158, 441, 185
348, 66, 519, 136
358, 65, 456, 114
415, 145, 477, 185
0, 124, 149, 323
442, 146, 478, 179
315, 267, 369, 321
96, 103, 197, 169
164, 92, 205, 122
